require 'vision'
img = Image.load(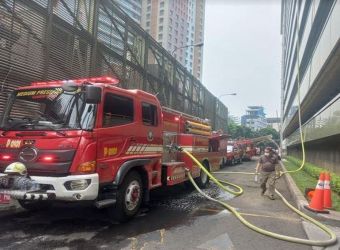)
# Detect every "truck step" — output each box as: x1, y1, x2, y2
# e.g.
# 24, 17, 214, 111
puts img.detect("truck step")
95, 199, 116, 209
